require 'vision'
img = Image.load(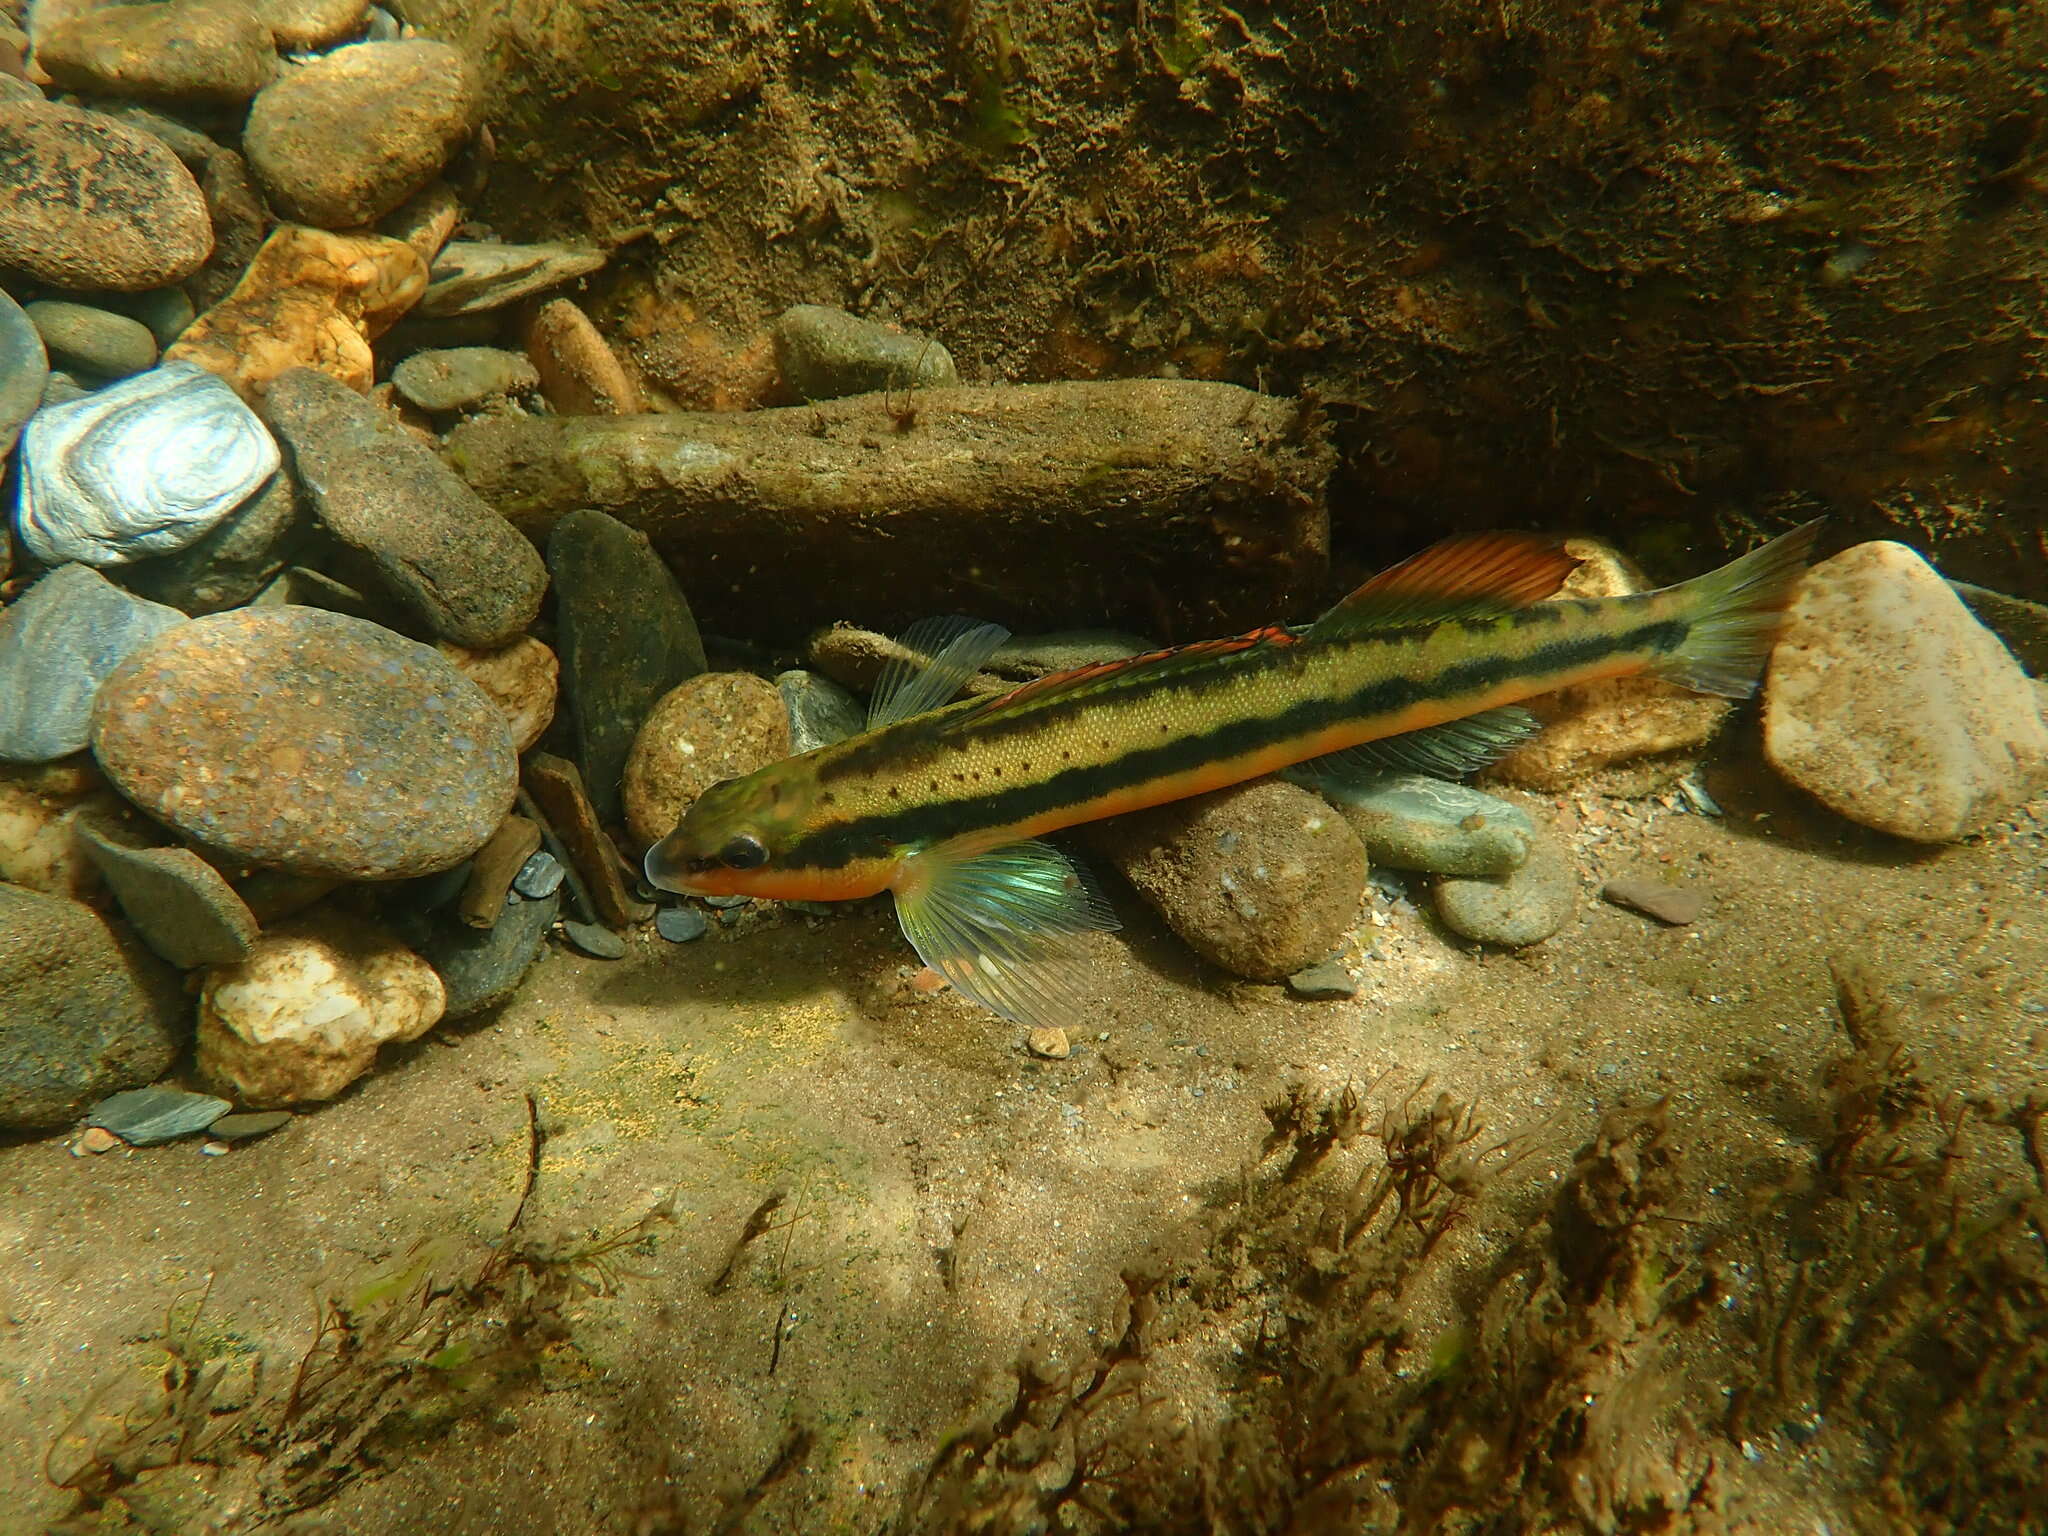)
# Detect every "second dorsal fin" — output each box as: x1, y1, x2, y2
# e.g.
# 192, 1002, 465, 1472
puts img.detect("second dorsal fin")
1309, 532, 1583, 638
